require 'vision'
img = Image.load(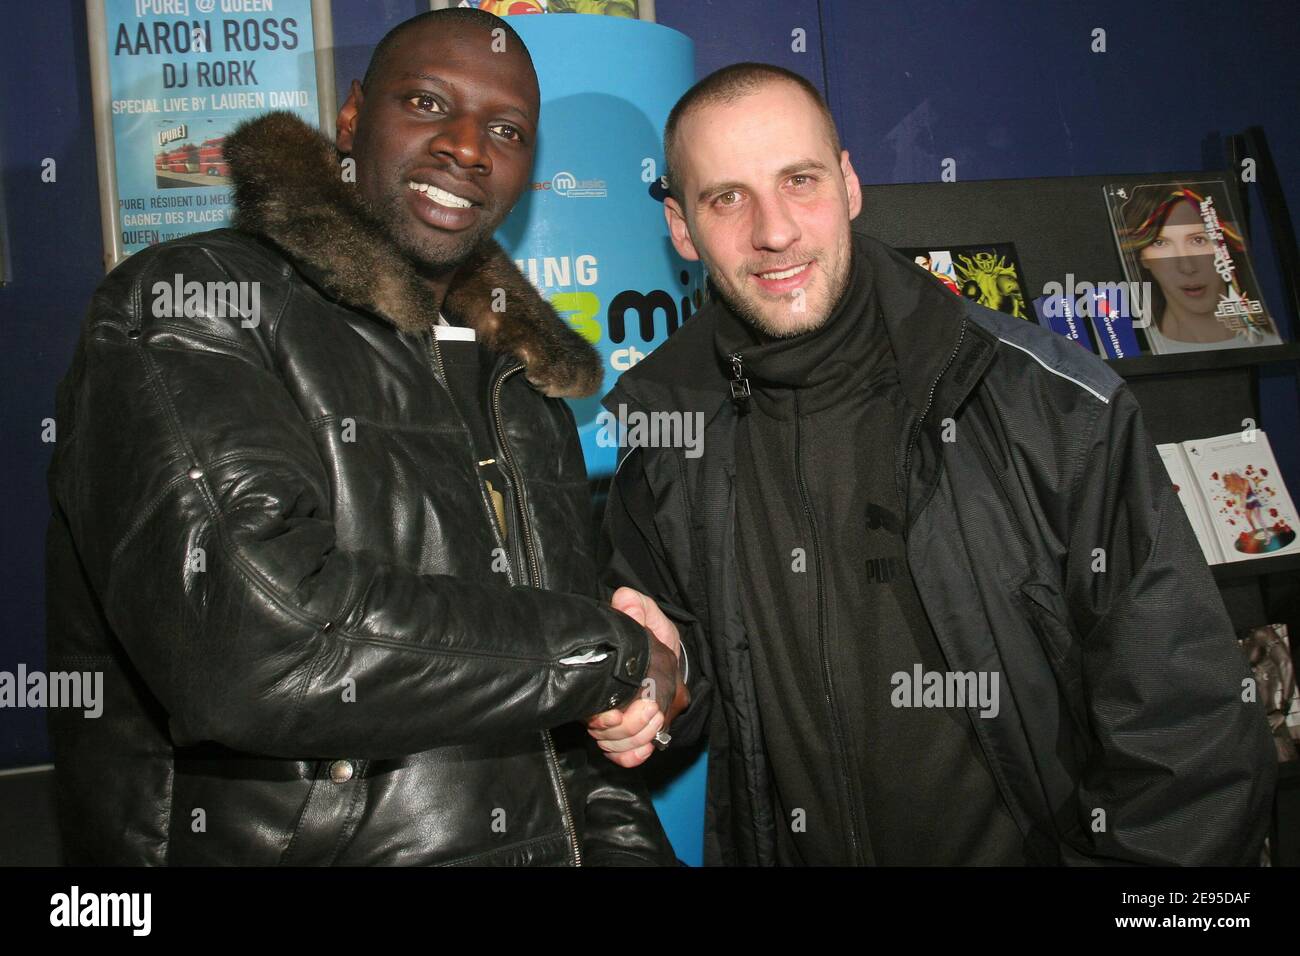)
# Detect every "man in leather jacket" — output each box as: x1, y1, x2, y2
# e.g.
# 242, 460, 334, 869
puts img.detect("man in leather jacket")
588, 62, 1276, 865
44, 9, 679, 866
